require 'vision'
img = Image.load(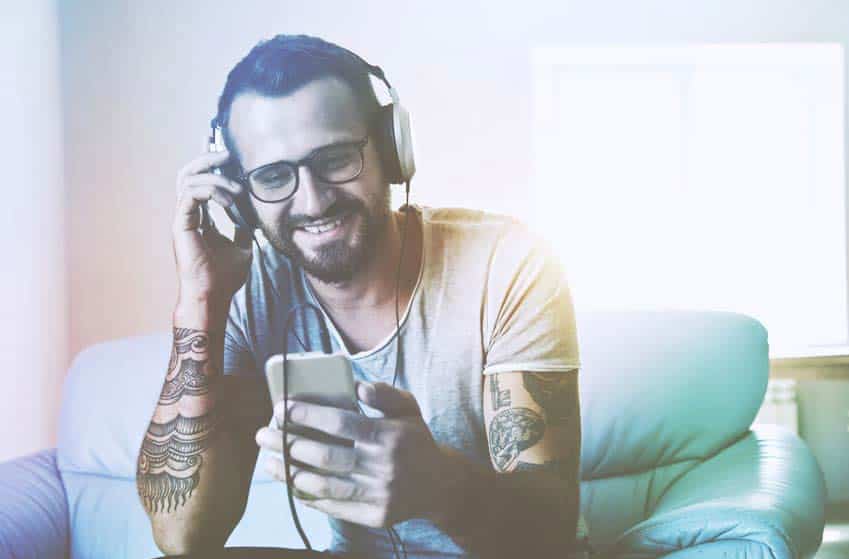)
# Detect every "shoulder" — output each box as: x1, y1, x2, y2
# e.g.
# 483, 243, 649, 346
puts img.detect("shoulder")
421, 205, 519, 234
420, 205, 539, 255
419, 205, 562, 282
